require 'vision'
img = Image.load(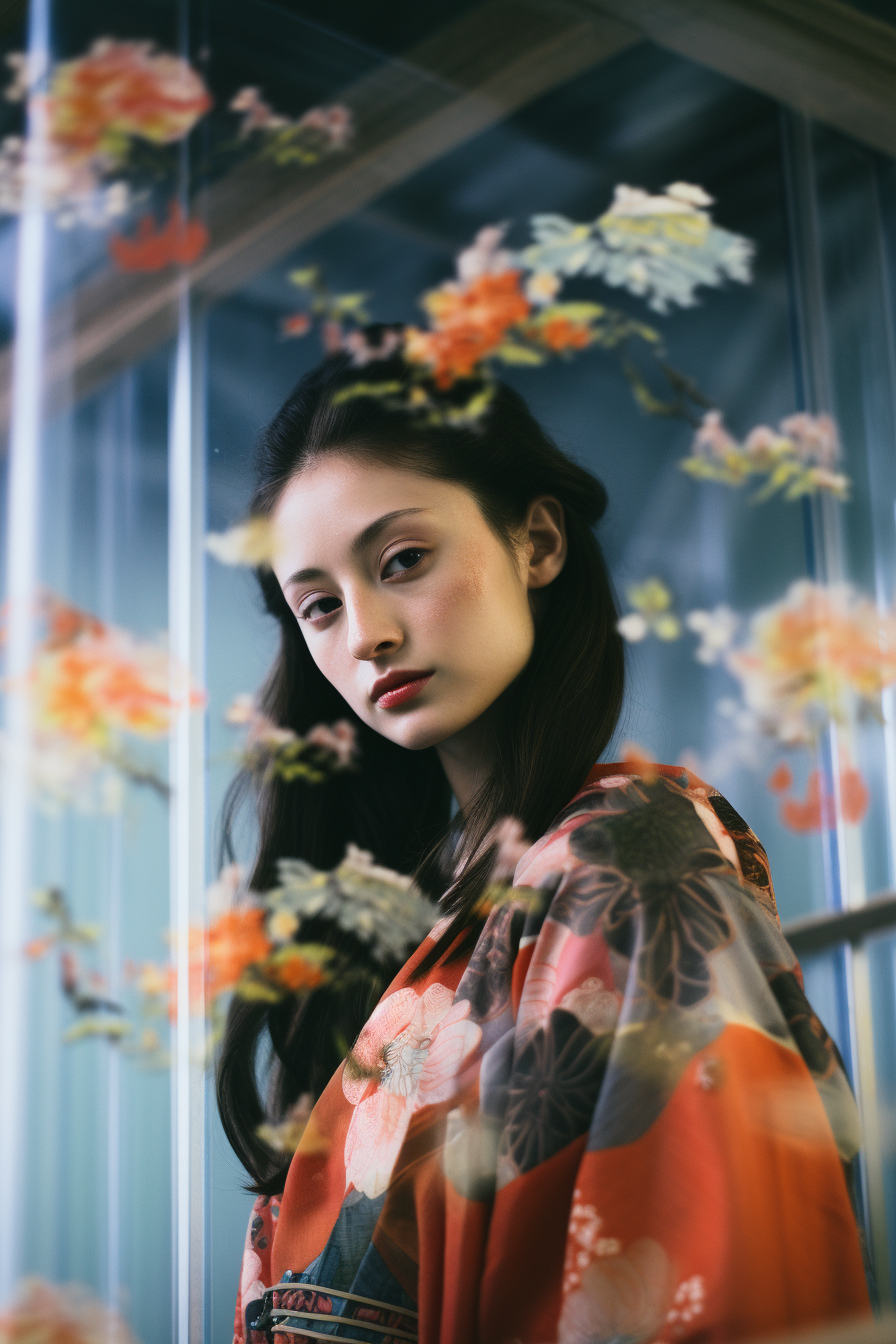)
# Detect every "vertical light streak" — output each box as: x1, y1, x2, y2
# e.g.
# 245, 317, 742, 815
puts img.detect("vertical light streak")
98, 391, 122, 1316
0, 0, 50, 1304
168, 281, 206, 1344
780, 107, 891, 1301
106, 817, 122, 1315
170, 283, 192, 1344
